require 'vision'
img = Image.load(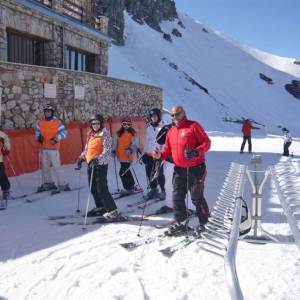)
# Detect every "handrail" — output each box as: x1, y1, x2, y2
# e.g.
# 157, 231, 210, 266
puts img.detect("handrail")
198, 162, 247, 299
224, 197, 244, 300
271, 167, 300, 251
